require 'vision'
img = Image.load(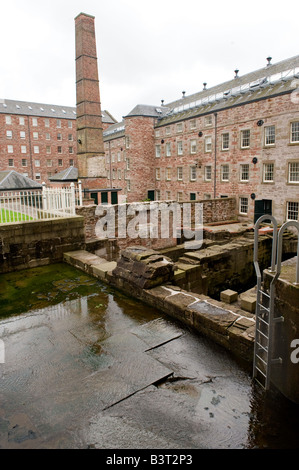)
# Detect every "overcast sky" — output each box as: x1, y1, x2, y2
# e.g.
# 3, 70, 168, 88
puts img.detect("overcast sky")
1, 0, 299, 122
